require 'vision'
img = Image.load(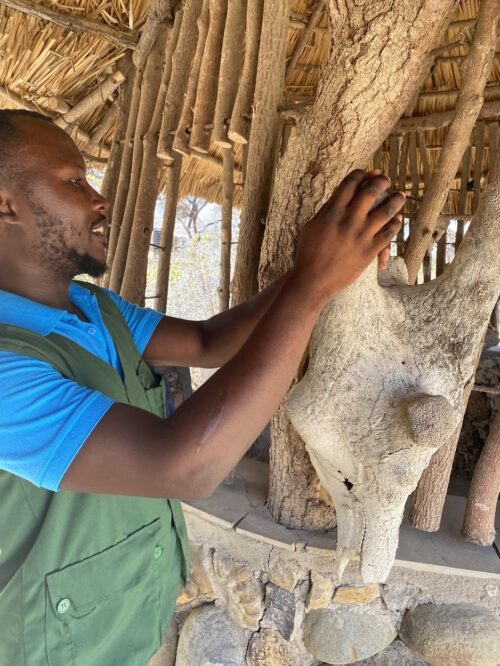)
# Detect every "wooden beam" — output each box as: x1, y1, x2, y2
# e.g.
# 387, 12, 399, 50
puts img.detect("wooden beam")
0, 0, 136, 50
285, 1, 325, 83
419, 83, 500, 101
289, 9, 329, 34
187, 148, 243, 183
392, 100, 500, 133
